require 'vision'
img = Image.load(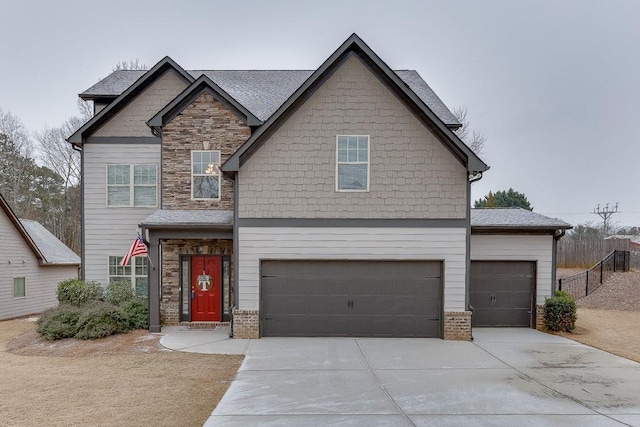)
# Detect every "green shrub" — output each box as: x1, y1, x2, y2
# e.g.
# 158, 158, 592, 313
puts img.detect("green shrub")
120, 298, 149, 329
57, 279, 104, 306
106, 281, 135, 306
544, 290, 577, 332
75, 303, 133, 340
36, 304, 84, 340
